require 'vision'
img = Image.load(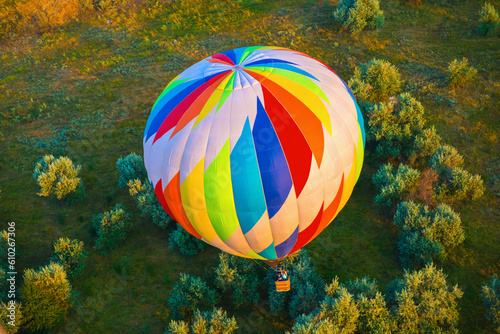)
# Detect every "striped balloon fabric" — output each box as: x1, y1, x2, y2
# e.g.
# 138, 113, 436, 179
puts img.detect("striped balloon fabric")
144, 46, 364, 261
